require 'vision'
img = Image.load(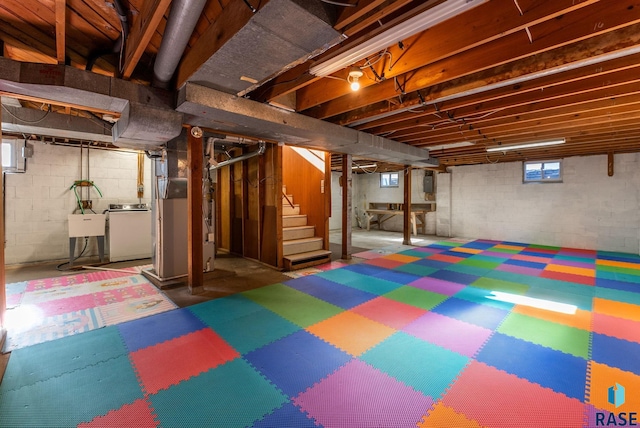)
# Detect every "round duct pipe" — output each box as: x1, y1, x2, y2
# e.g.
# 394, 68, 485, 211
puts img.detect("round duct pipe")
153, 0, 208, 88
